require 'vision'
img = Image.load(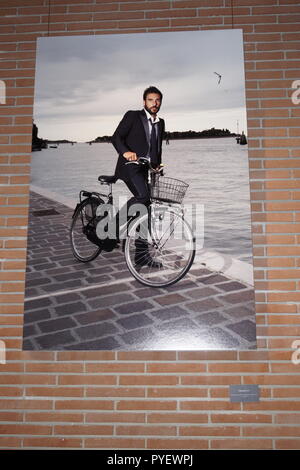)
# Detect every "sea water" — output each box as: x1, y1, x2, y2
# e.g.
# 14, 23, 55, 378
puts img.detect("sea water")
30, 138, 253, 263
